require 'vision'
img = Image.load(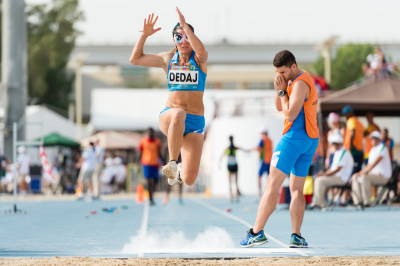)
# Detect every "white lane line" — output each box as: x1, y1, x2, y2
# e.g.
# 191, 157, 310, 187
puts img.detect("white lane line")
191, 198, 308, 257
137, 200, 150, 258
130, 247, 297, 255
